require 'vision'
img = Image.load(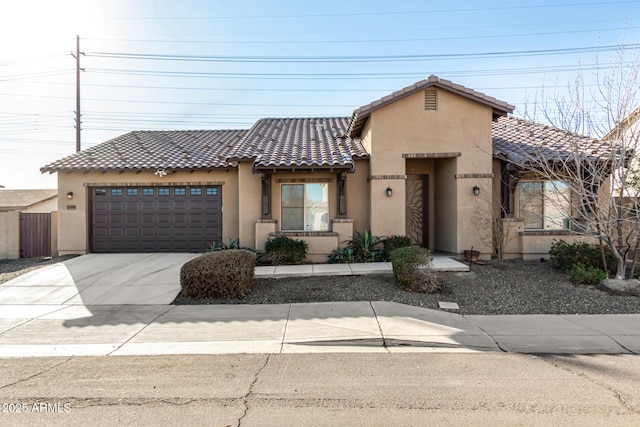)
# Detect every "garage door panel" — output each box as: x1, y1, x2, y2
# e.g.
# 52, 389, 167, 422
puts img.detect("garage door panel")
91, 185, 222, 253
